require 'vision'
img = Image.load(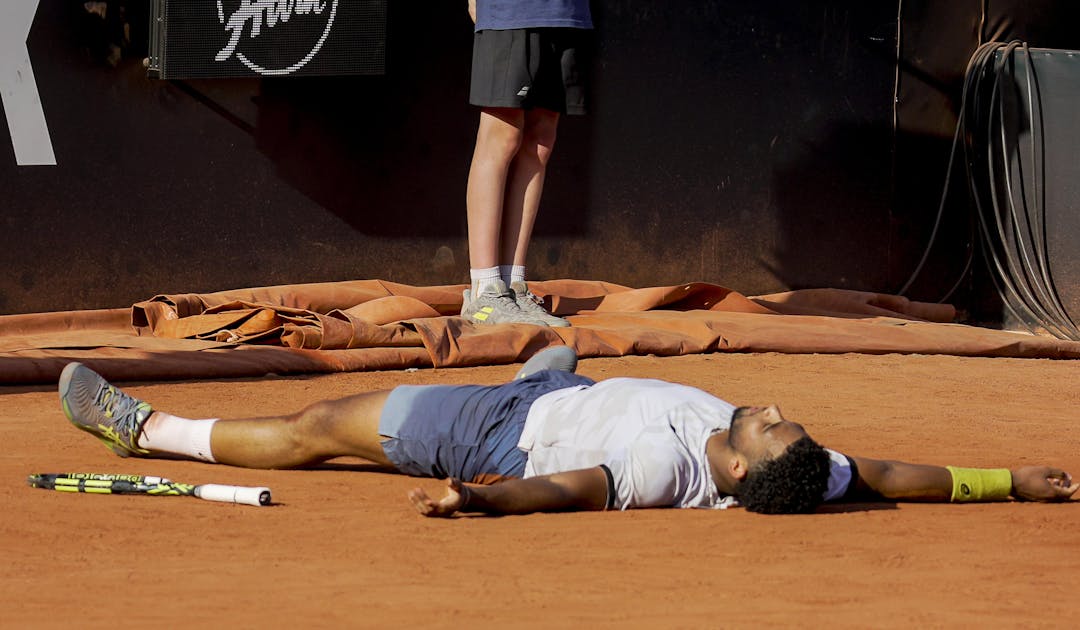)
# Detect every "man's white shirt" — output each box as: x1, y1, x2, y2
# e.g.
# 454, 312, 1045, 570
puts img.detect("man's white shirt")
519, 378, 852, 509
